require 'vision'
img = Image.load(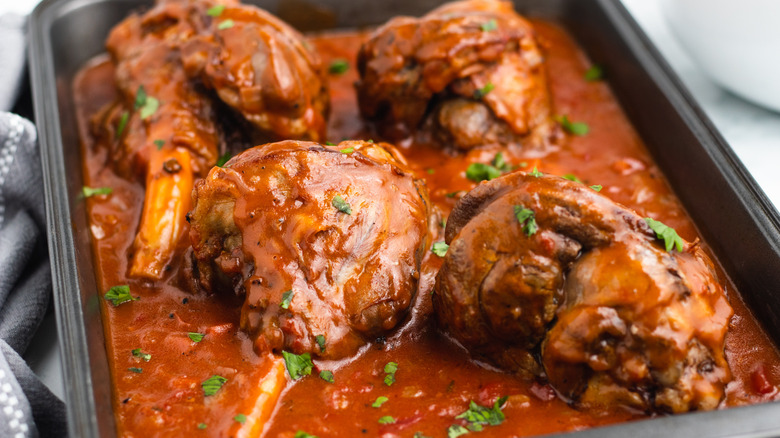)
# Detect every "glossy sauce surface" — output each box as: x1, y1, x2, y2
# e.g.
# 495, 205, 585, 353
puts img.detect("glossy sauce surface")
74, 21, 780, 437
